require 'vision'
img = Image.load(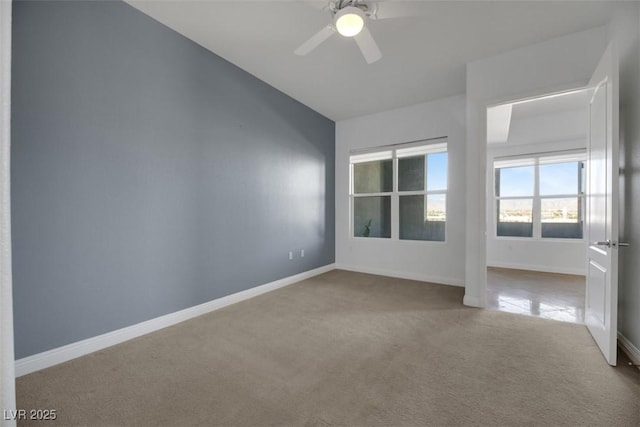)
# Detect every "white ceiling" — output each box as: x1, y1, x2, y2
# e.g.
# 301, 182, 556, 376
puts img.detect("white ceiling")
125, 0, 614, 121
488, 89, 590, 145
511, 89, 591, 121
